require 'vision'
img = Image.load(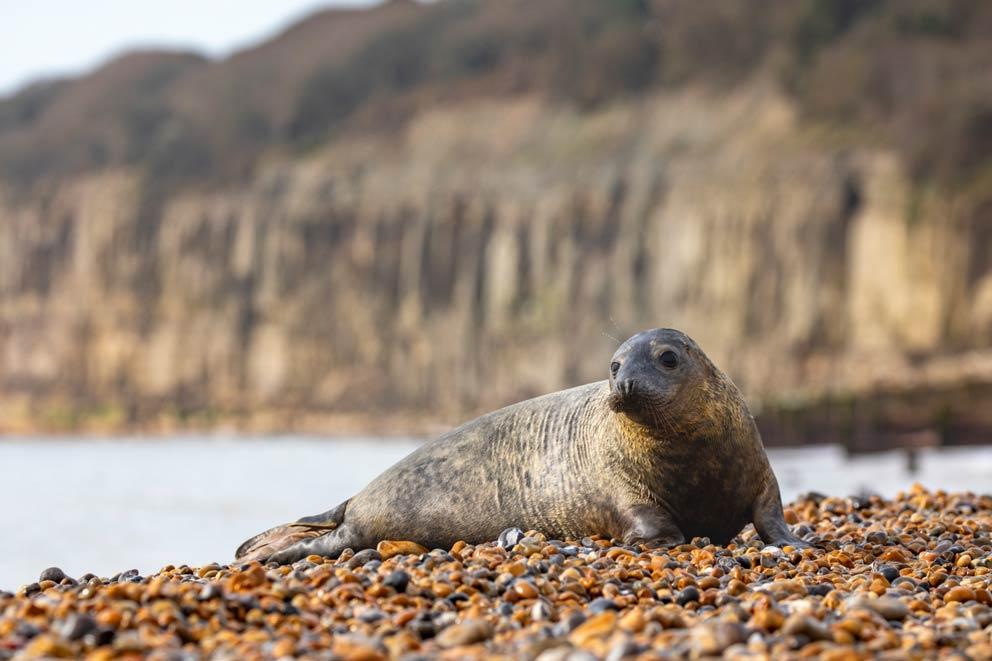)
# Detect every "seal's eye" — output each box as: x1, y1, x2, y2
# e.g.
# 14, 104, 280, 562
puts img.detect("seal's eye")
610, 361, 621, 377
659, 351, 678, 369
